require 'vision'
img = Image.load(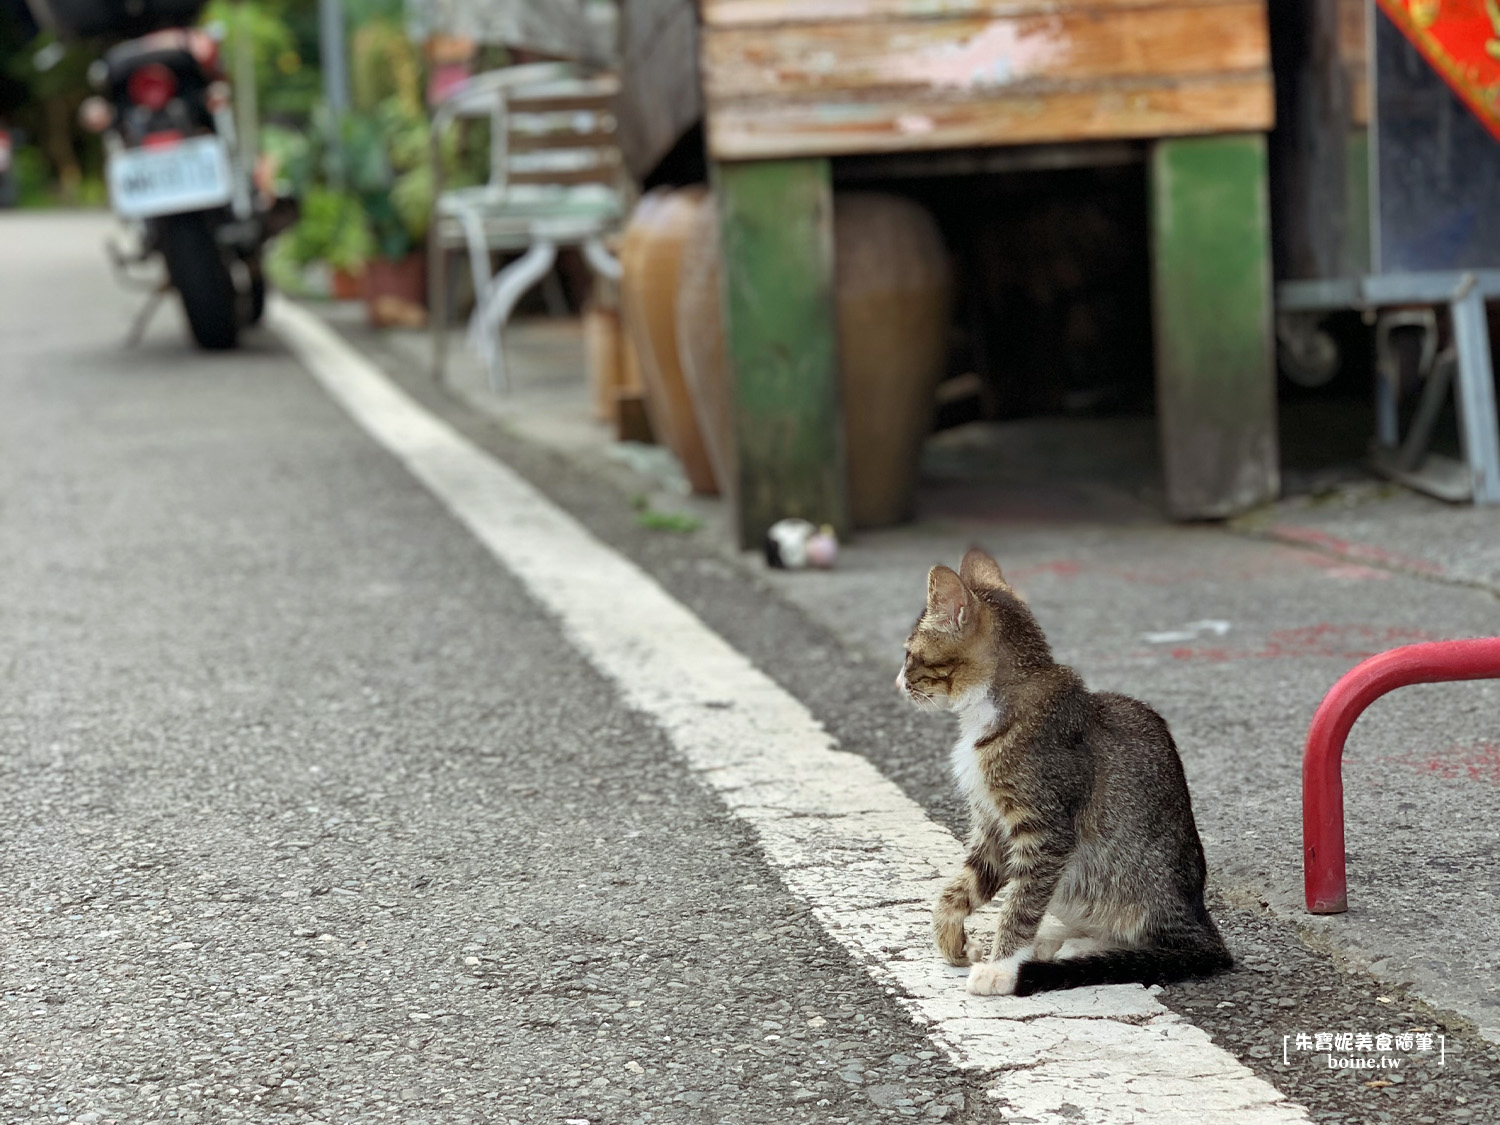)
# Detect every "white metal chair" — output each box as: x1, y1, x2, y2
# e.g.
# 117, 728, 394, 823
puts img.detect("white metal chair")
429, 61, 625, 390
